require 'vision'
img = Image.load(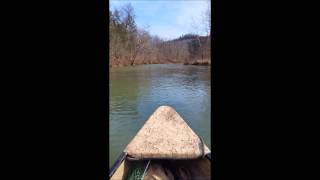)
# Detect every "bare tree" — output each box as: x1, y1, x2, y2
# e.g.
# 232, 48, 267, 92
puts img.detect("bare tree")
130, 29, 150, 65
205, 0, 211, 36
